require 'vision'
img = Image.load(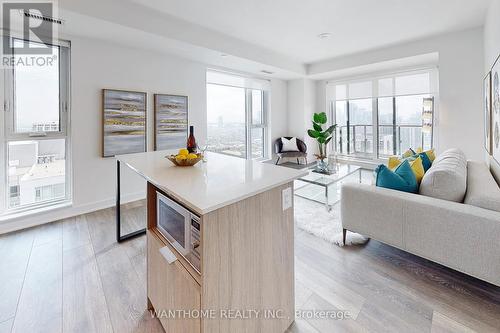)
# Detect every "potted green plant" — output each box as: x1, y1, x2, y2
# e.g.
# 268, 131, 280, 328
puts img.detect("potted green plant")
307, 112, 336, 172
